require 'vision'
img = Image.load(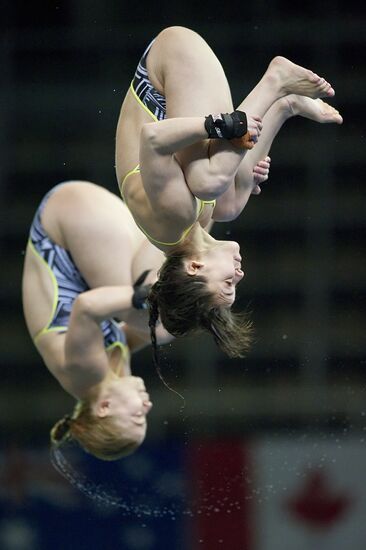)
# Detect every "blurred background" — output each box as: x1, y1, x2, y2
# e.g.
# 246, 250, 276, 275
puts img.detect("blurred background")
1, 1, 366, 549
